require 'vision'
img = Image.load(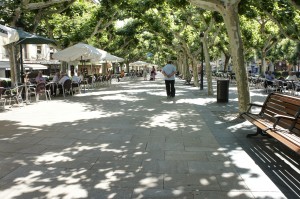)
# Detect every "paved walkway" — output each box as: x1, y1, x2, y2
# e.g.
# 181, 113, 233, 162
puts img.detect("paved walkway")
0, 73, 299, 199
